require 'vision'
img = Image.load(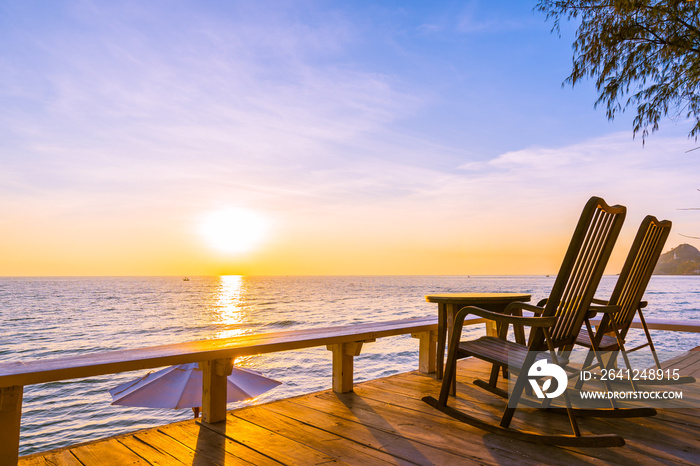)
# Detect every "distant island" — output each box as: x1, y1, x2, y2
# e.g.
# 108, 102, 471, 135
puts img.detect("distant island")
654, 243, 700, 275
